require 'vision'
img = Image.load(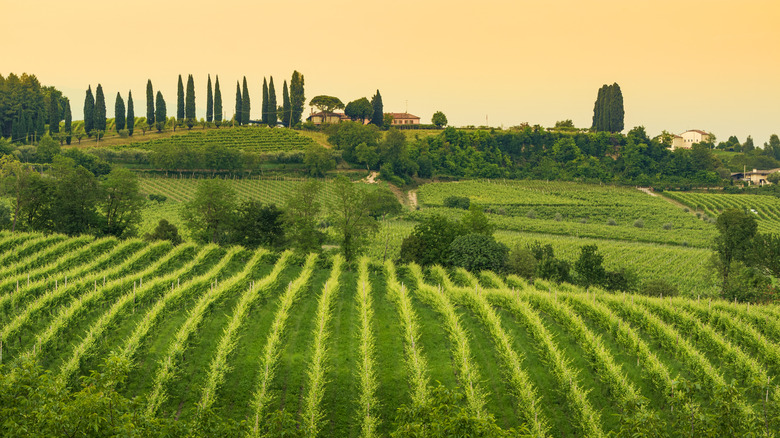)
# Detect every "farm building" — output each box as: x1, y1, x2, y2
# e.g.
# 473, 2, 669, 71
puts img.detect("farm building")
306, 111, 351, 125
387, 112, 421, 126
671, 129, 713, 150
731, 168, 780, 186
